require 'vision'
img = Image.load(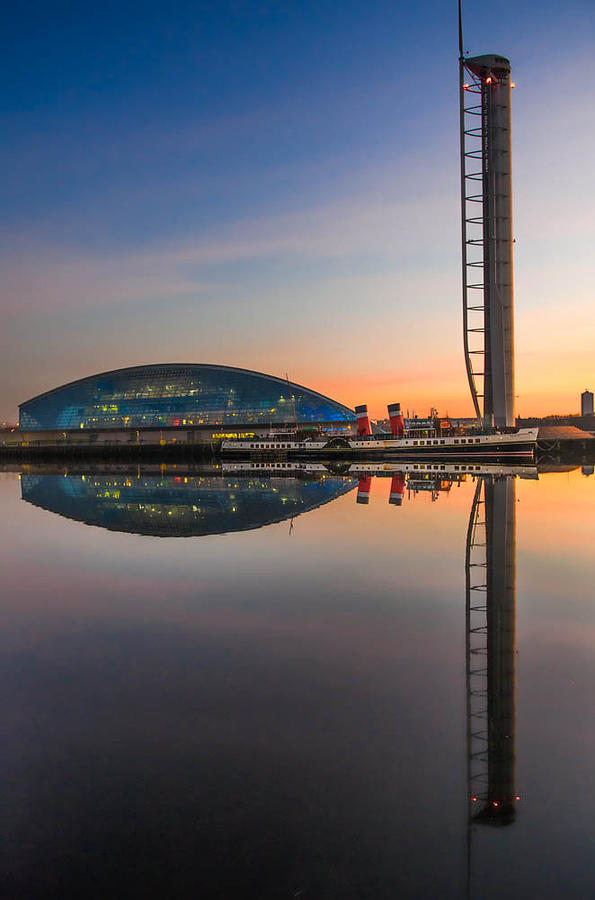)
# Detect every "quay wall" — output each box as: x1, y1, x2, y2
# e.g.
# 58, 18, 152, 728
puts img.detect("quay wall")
0, 422, 351, 462
0, 426, 221, 461
2, 424, 594, 465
